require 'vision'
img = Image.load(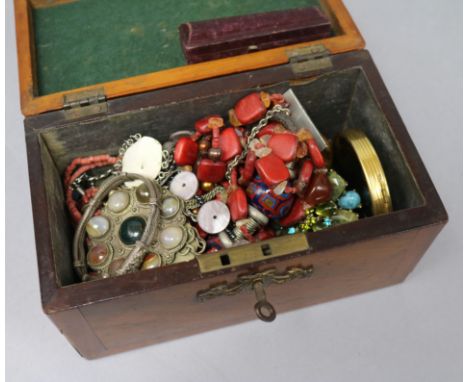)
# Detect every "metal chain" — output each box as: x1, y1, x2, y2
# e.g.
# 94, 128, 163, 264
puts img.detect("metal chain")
113, 133, 142, 171
71, 167, 117, 193
184, 186, 225, 222
225, 104, 290, 183
156, 149, 177, 185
